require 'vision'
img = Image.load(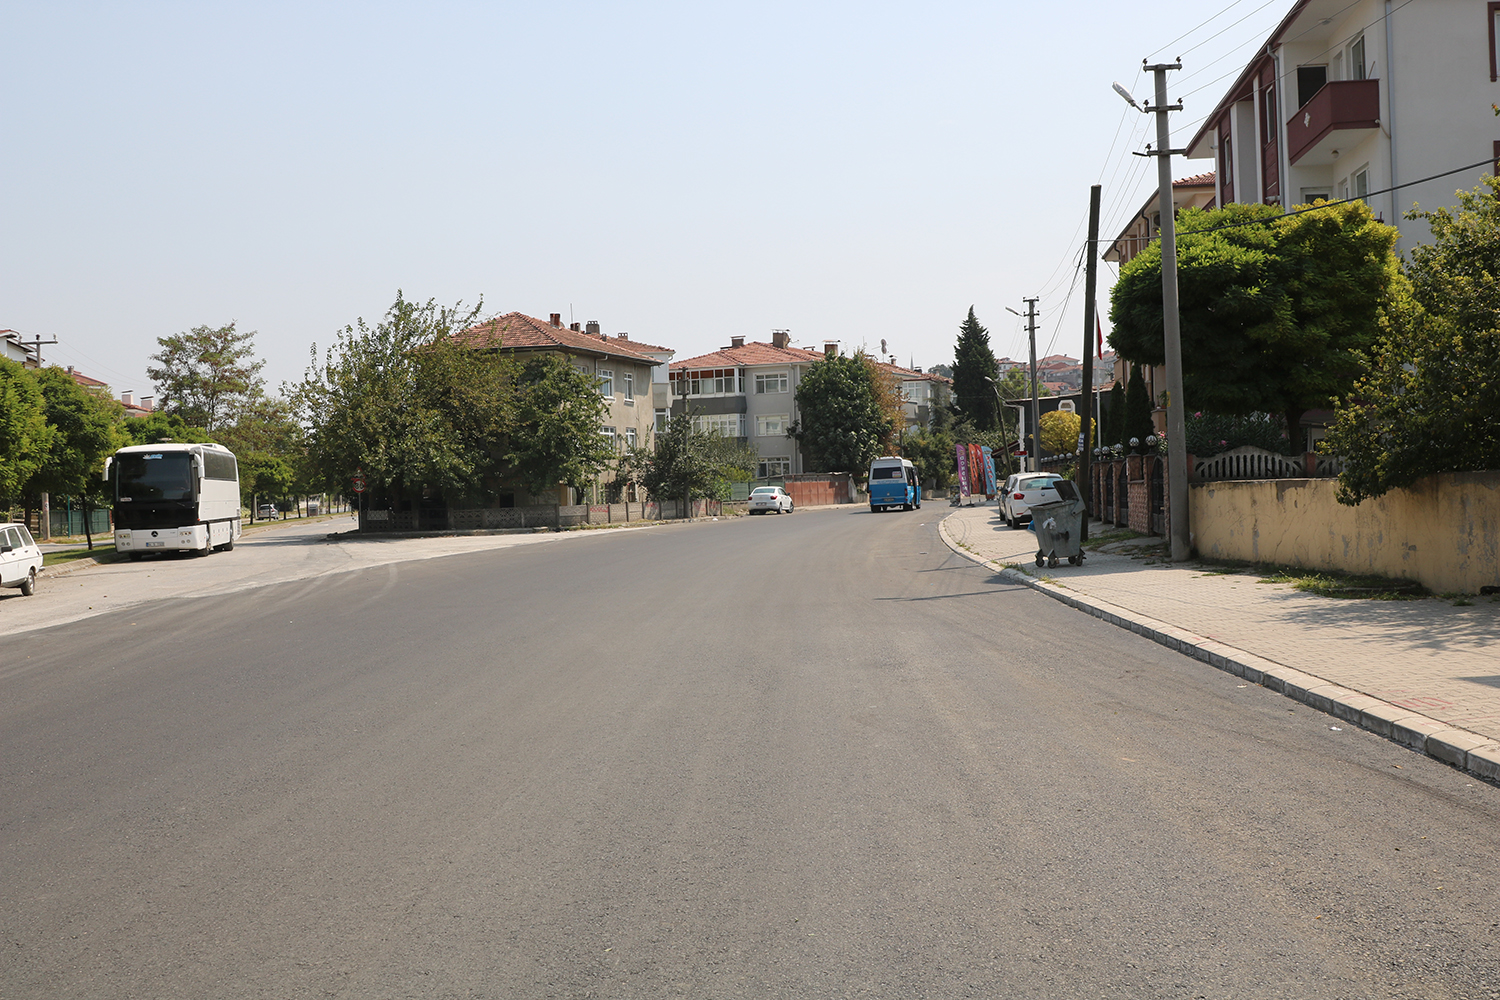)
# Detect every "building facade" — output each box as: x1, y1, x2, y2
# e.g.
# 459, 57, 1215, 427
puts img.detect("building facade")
1184, 0, 1500, 250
